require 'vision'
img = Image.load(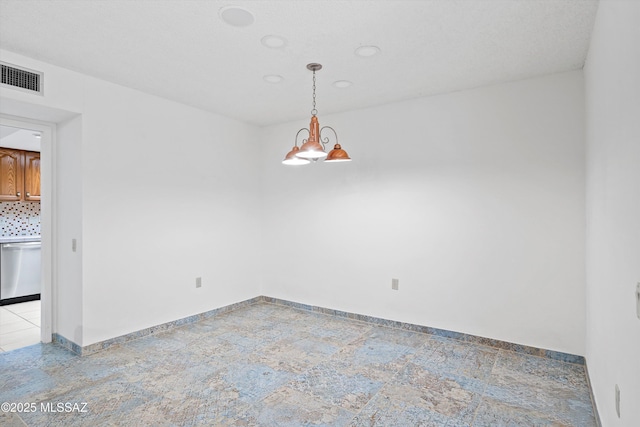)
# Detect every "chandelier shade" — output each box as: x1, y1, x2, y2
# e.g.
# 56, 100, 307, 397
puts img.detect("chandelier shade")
326, 143, 351, 162
282, 145, 311, 165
